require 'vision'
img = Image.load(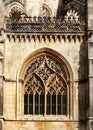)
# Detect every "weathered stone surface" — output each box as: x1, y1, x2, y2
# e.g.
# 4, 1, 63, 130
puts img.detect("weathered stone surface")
0, 0, 6, 29
0, 121, 2, 130
0, 0, 89, 130
87, 1, 93, 130
4, 121, 78, 130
